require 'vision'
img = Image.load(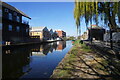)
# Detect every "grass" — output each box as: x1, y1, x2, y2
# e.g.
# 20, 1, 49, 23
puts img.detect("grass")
51, 40, 94, 78
72, 40, 92, 53
56, 70, 70, 78
51, 40, 120, 79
